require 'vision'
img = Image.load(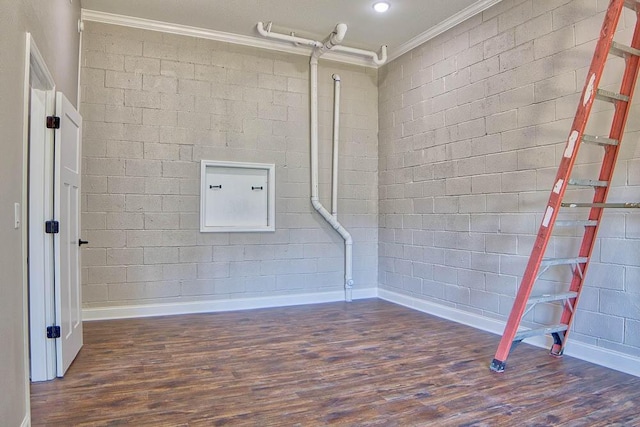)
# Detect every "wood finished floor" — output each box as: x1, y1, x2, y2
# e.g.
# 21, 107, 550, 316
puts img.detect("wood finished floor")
31, 299, 640, 426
